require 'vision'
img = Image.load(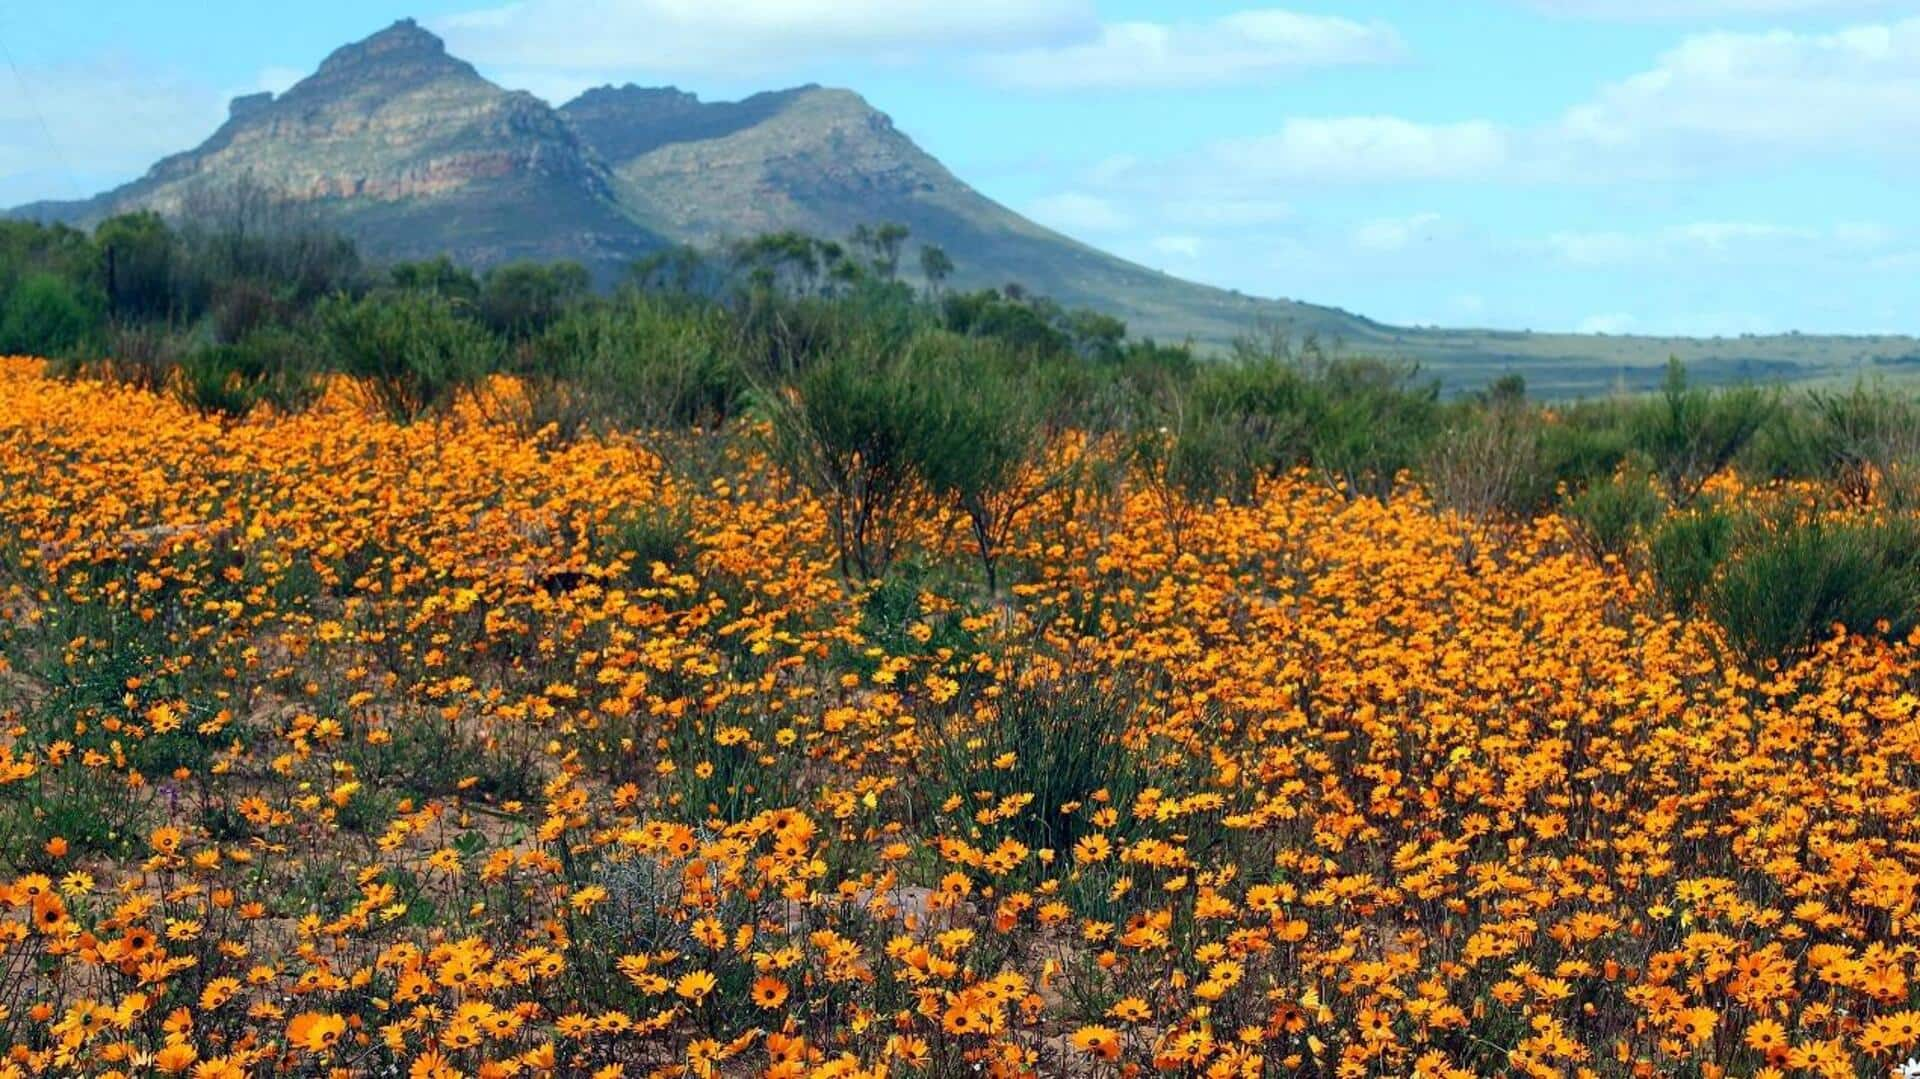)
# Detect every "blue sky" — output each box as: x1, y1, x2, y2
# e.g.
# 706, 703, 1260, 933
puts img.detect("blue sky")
4, 1, 1917, 336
